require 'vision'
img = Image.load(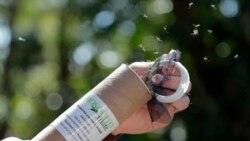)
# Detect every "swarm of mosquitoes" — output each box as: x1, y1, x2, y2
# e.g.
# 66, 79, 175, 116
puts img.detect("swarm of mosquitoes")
16, 2, 239, 62
140, 2, 239, 63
